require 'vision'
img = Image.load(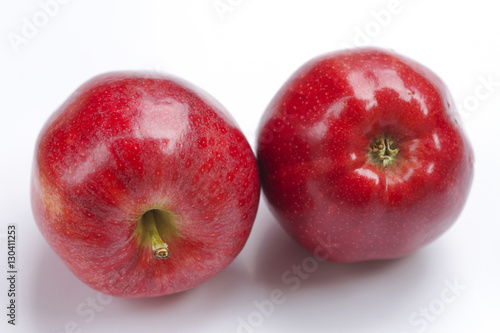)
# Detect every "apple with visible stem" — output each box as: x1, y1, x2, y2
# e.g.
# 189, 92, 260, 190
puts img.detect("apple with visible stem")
31, 71, 260, 297
257, 47, 474, 263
